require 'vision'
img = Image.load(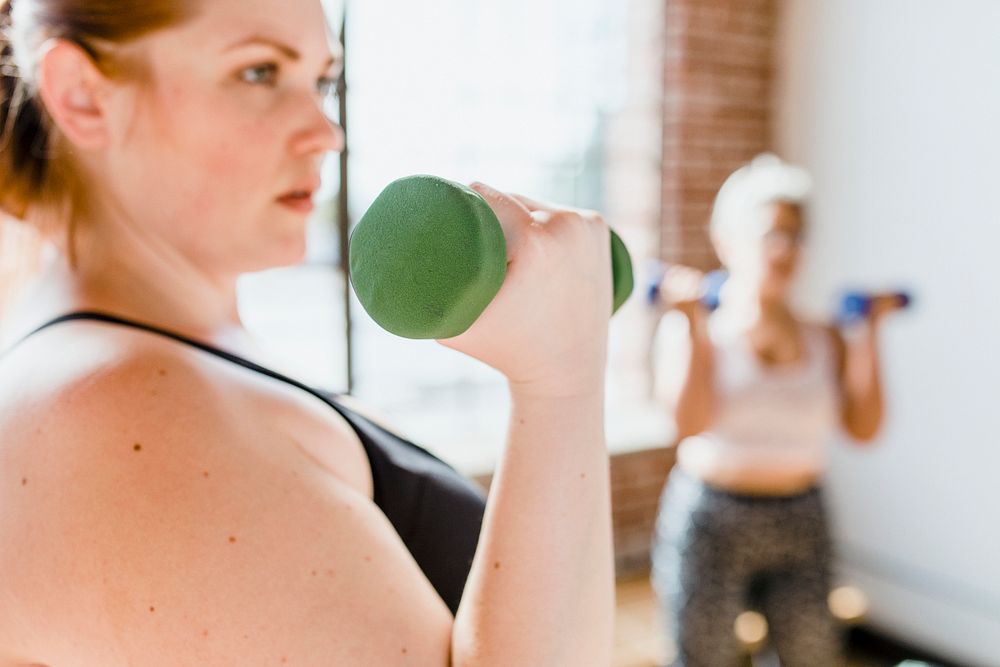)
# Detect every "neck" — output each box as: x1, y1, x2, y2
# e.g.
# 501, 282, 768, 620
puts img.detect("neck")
719, 278, 793, 329
21, 214, 246, 346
